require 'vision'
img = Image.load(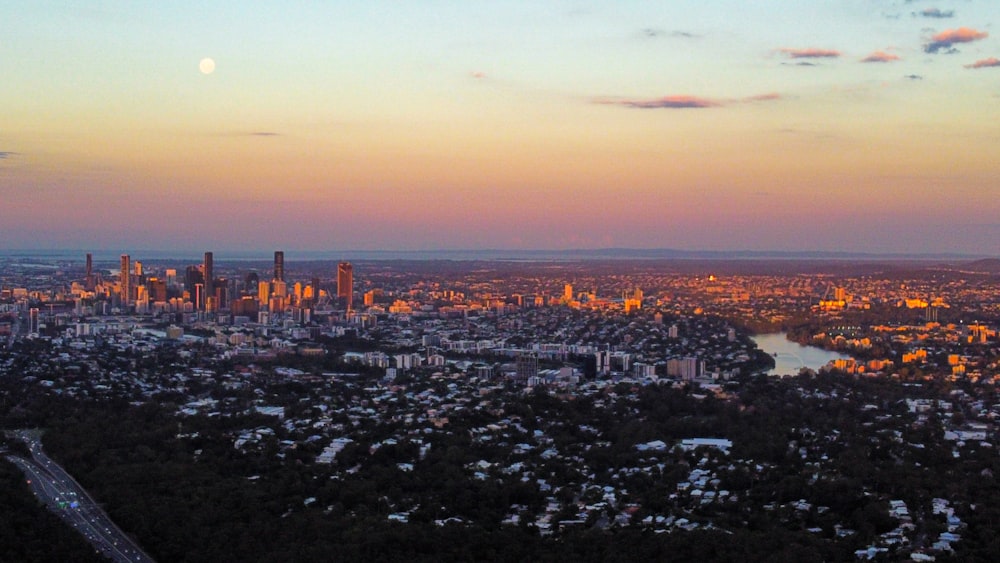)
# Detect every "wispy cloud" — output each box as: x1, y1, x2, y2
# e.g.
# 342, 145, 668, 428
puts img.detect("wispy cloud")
779, 48, 841, 59
599, 95, 720, 109
916, 8, 955, 19
640, 28, 699, 39
905, 74, 924, 80
966, 57, 1000, 69
742, 93, 781, 103
0, 151, 15, 159
595, 93, 780, 109
925, 27, 988, 53
250, 132, 280, 137
861, 50, 901, 63
470, 71, 487, 79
